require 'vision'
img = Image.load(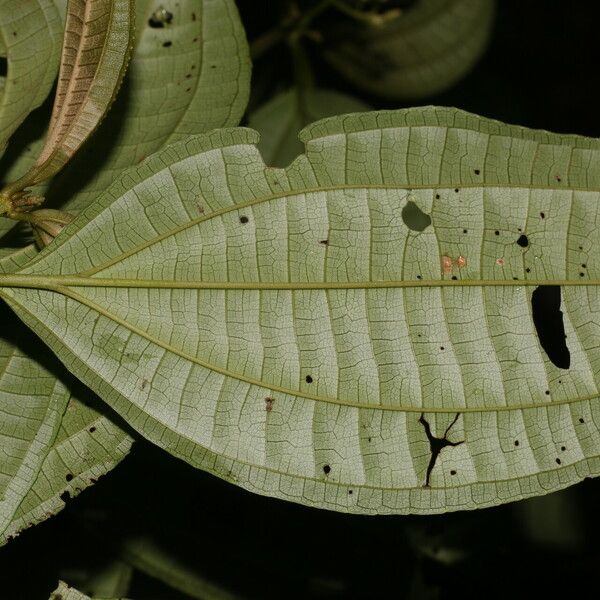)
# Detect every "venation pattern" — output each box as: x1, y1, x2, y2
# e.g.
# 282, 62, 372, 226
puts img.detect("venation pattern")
5, 108, 600, 513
